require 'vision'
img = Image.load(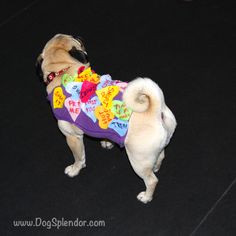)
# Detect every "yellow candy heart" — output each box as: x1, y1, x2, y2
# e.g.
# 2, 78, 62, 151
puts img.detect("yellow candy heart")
74, 77, 84, 83
53, 87, 66, 109
75, 68, 100, 84
88, 73, 100, 84
96, 85, 119, 109
95, 106, 114, 129
77, 67, 93, 81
